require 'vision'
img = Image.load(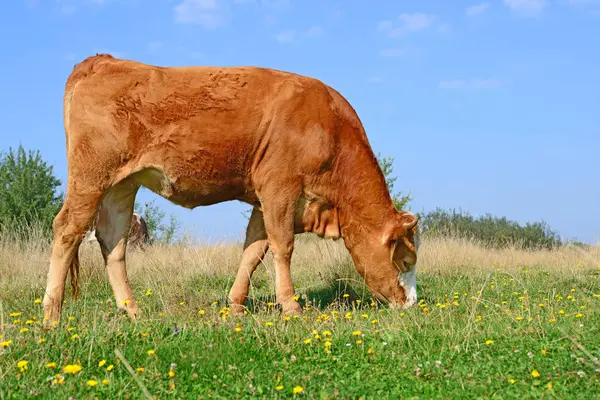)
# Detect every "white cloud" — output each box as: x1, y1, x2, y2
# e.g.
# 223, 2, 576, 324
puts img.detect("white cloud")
378, 12, 436, 37
439, 78, 502, 89
305, 25, 324, 38
398, 12, 435, 31
174, 0, 226, 29
275, 30, 295, 43
471, 78, 503, 88
466, 3, 490, 16
504, 0, 546, 15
